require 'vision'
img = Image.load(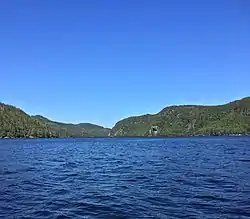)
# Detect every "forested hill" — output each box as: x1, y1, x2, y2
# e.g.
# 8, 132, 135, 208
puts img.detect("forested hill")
32, 115, 111, 137
0, 103, 110, 138
0, 103, 57, 138
2, 97, 250, 138
110, 97, 250, 137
